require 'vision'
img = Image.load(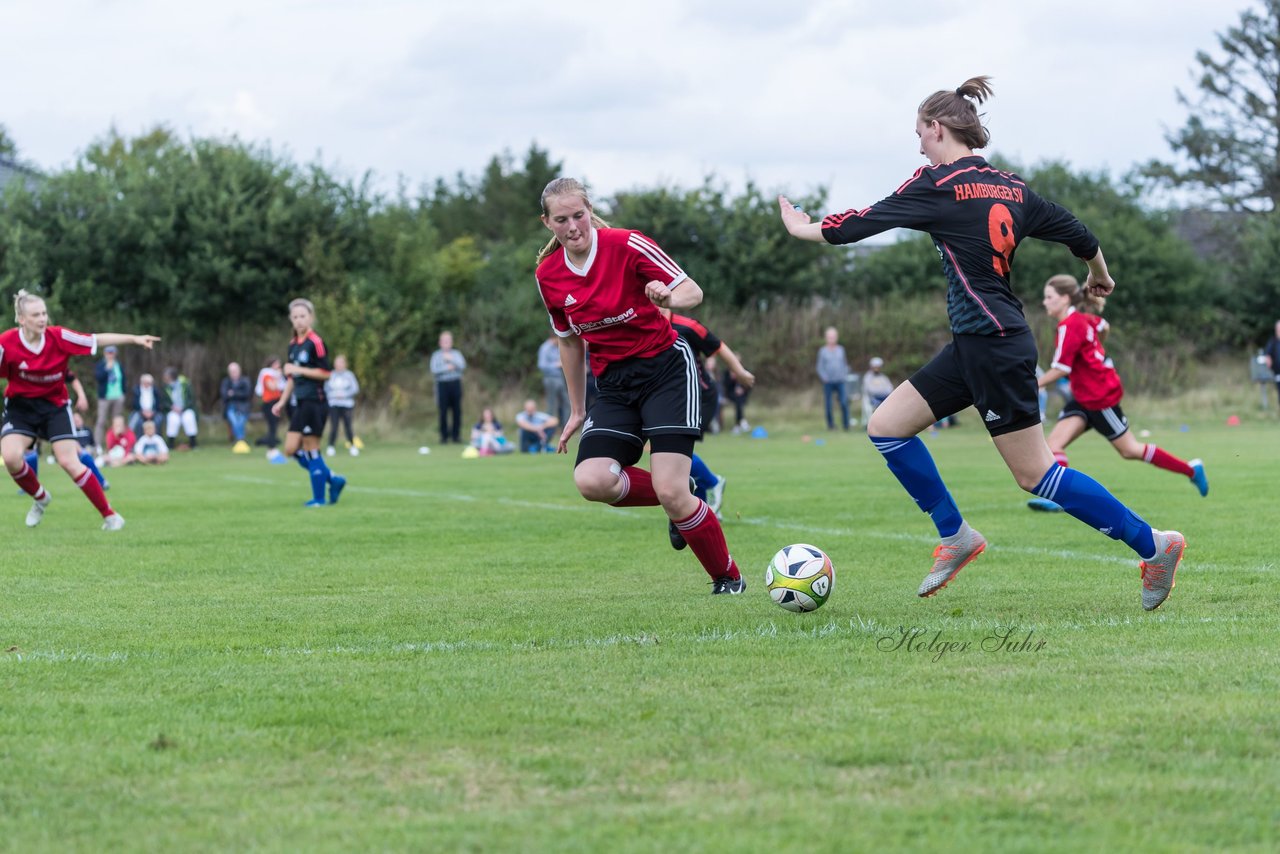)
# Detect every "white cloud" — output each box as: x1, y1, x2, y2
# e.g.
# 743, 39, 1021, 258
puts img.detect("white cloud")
0, 0, 1251, 216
